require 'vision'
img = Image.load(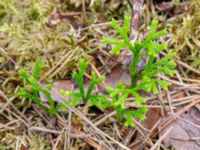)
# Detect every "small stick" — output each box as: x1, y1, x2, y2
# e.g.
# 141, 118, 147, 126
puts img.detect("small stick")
49, 50, 76, 78
53, 128, 65, 150
64, 21, 122, 35
176, 71, 190, 96
158, 74, 199, 87
123, 128, 136, 146
67, 110, 72, 149
176, 60, 200, 75
157, 87, 166, 116
45, 50, 73, 78
150, 127, 173, 150
166, 90, 175, 116
129, 0, 144, 41
172, 96, 200, 107
4, 107, 29, 127
94, 111, 116, 126
146, 0, 151, 22
81, 0, 86, 25
0, 119, 19, 130
172, 76, 200, 84
30, 126, 62, 134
